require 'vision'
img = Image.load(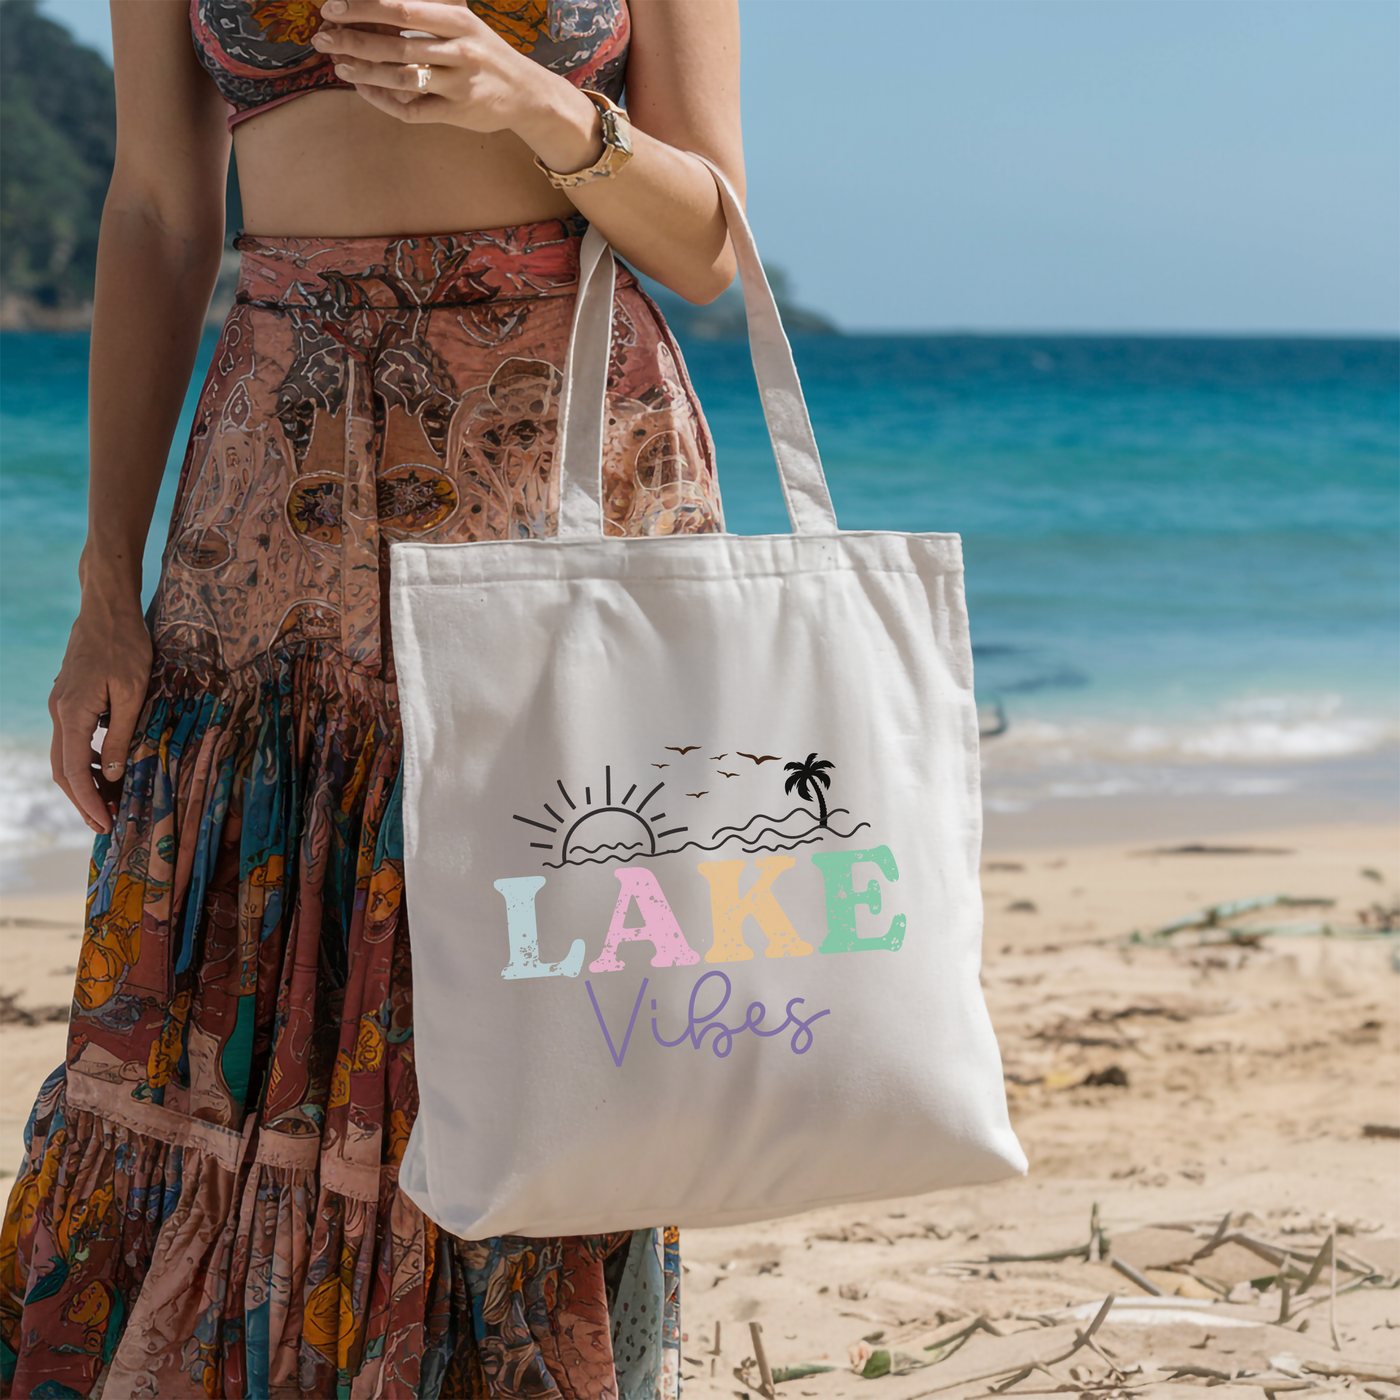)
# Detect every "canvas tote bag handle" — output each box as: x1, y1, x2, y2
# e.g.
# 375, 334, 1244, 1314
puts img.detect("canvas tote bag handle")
555, 152, 840, 540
